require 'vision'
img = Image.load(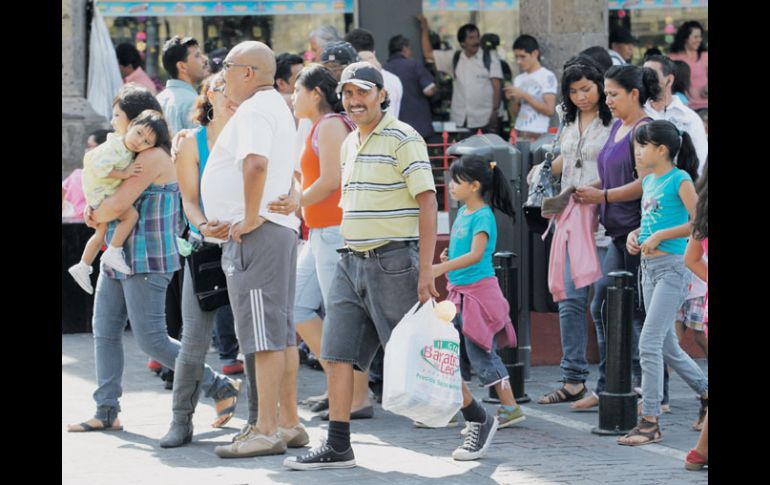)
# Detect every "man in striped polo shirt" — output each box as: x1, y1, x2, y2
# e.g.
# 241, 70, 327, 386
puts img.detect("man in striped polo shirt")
284, 62, 438, 470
